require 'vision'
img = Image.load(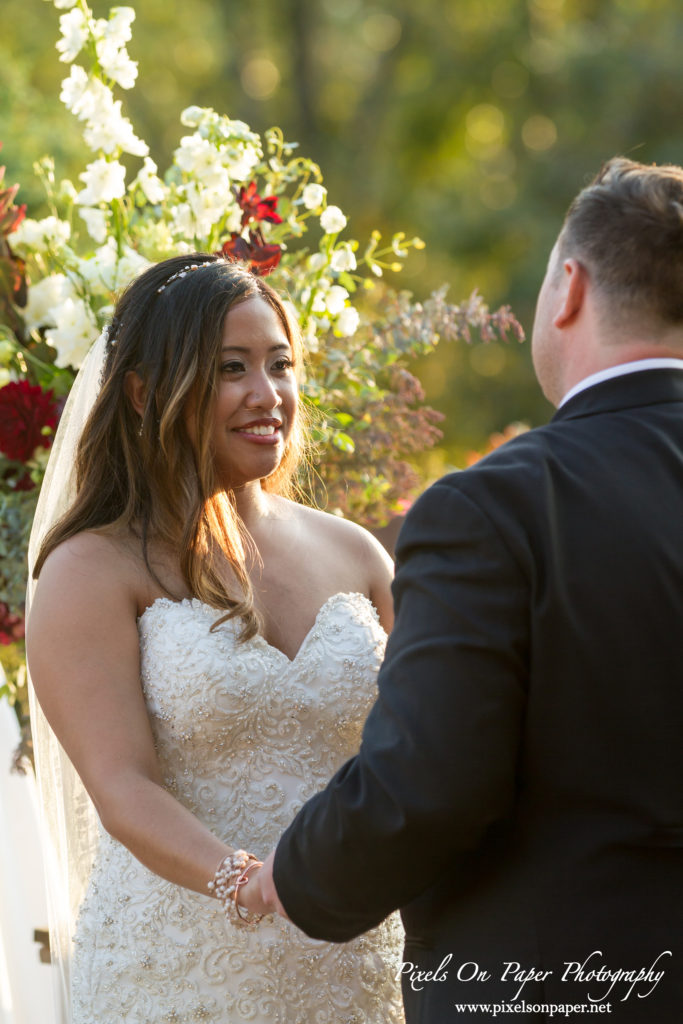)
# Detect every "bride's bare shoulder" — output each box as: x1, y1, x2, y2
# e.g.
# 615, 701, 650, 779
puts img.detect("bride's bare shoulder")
35, 528, 142, 598
276, 497, 394, 577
